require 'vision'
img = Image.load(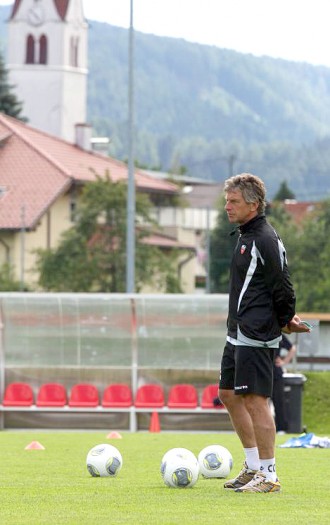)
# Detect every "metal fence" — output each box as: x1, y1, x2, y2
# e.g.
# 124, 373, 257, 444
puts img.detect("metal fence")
0, 292, 326, 400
